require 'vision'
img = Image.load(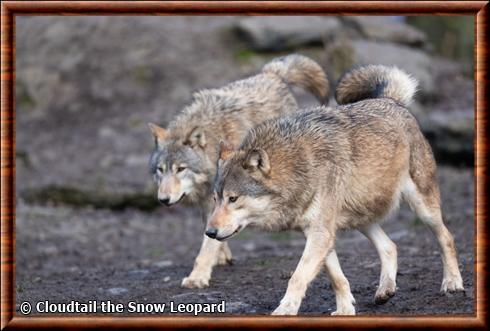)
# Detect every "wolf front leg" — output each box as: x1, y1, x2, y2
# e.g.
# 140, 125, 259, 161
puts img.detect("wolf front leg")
181, 204, 232, 289
181, 234, 223, 289
272, 229, 334, 315
205, 197, 233, 266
